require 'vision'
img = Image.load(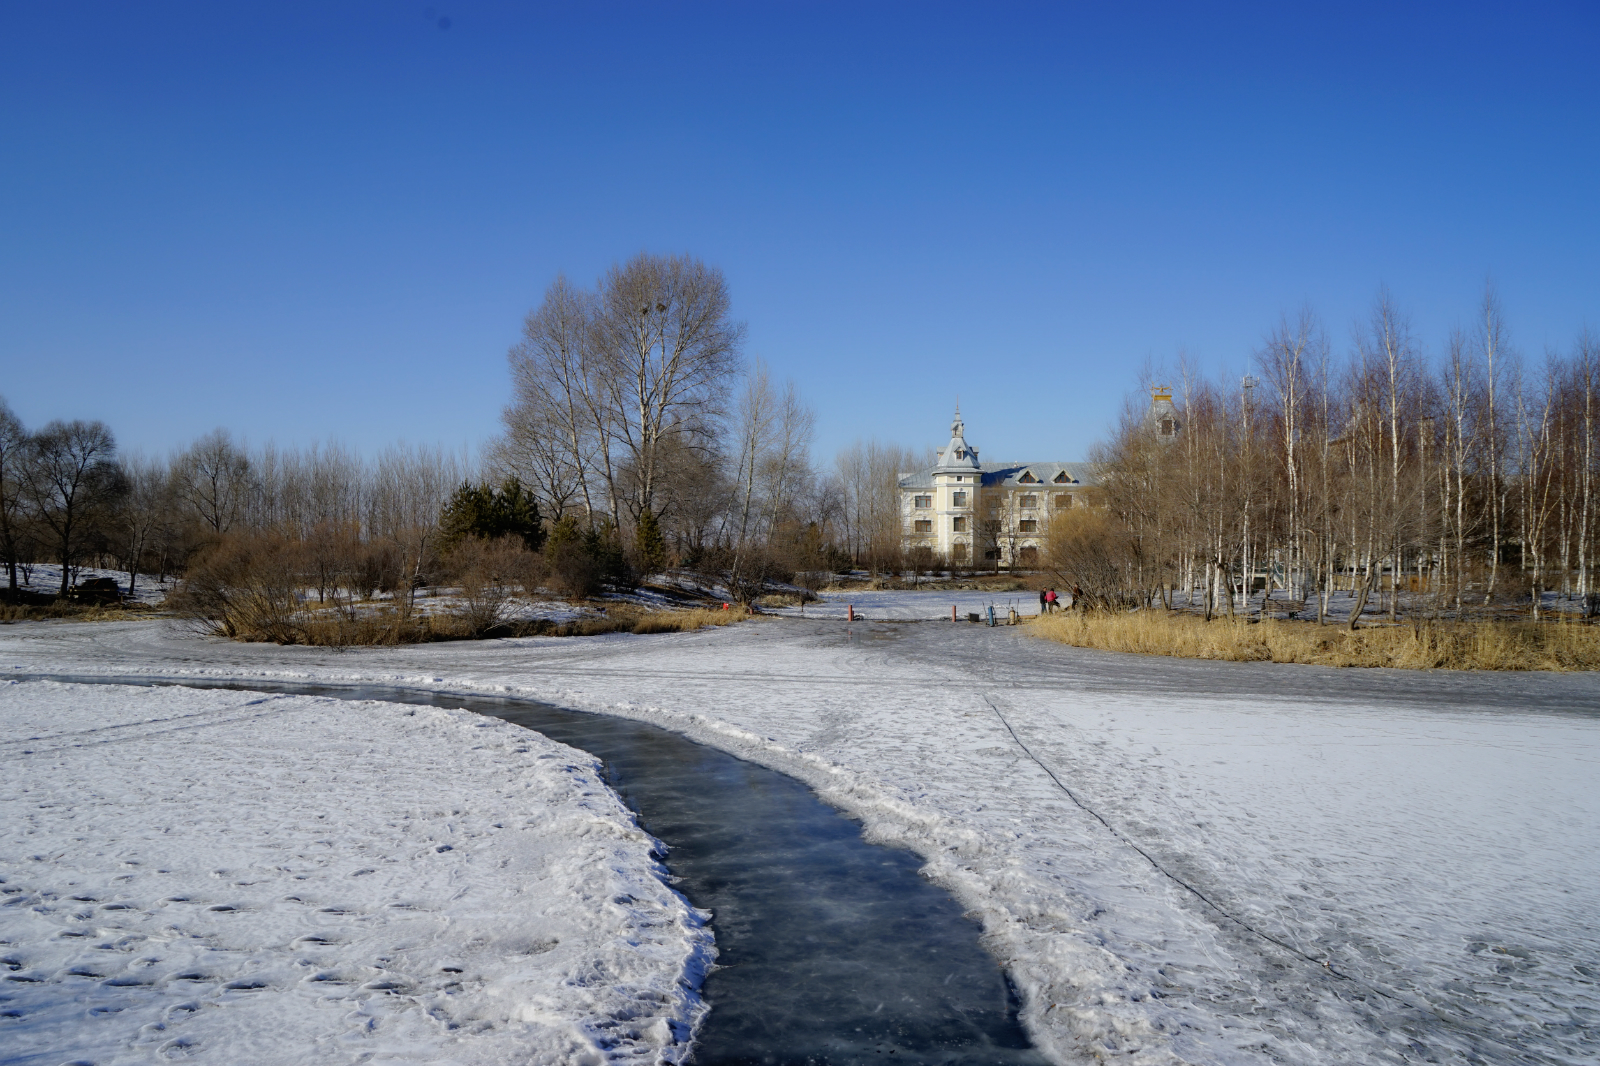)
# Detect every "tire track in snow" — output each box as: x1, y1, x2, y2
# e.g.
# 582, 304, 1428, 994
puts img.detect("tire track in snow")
0, 694, 296, 756
980, 691, 1555, 1066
